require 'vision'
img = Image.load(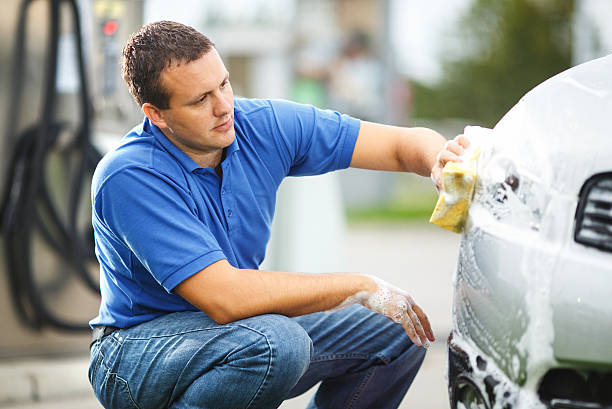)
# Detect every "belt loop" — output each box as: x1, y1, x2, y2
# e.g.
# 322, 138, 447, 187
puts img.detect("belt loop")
90, 326, 118, 348
90, 328, 101, 349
